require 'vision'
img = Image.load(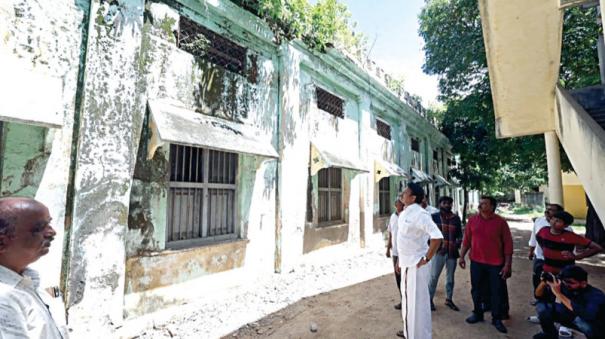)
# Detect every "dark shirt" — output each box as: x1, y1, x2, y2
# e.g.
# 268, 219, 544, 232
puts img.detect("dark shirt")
563, 285, 605, 324
431, 211, 463, 258
536, 227, 591, 274
463, 213, 513, 266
